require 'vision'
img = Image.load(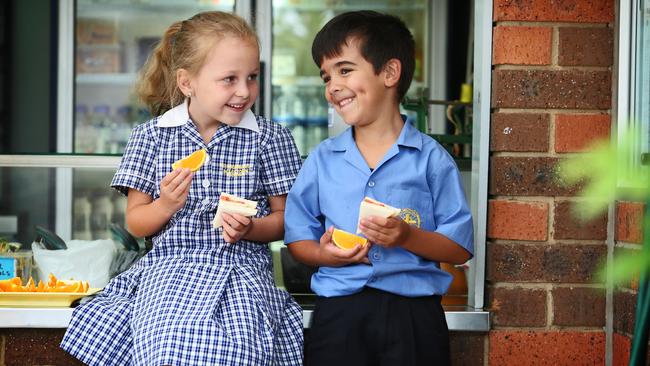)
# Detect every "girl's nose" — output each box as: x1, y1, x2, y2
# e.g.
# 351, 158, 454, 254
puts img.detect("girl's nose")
237, 81, 251, 99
